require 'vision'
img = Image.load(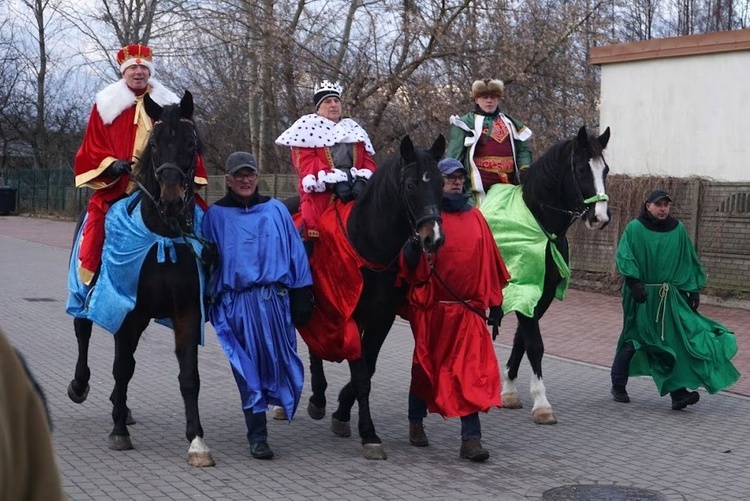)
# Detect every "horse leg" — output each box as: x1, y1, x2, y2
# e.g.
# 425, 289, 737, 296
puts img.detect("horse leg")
356, 317, 392, 459
517, 314, 557, 425
307, 351, 327, 420
108, 315, 147, 451
331, 381, 355, 438
330, 319, 390, 460
108, 388, 136, 425
501, 318, 526, 410
348, 358, 386, 460
68, 318, 92, 403
173, 313, 214, 467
